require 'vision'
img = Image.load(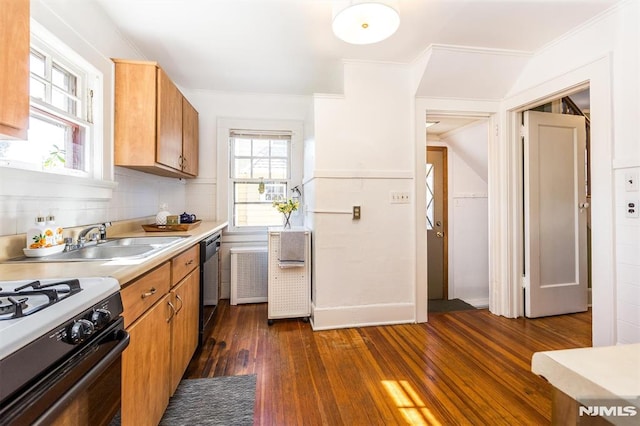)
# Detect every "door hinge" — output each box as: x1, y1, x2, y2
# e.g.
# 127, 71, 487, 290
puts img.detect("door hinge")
521, 276, 528, 289
495, 124, 499, 137
519, 124, 526, 138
